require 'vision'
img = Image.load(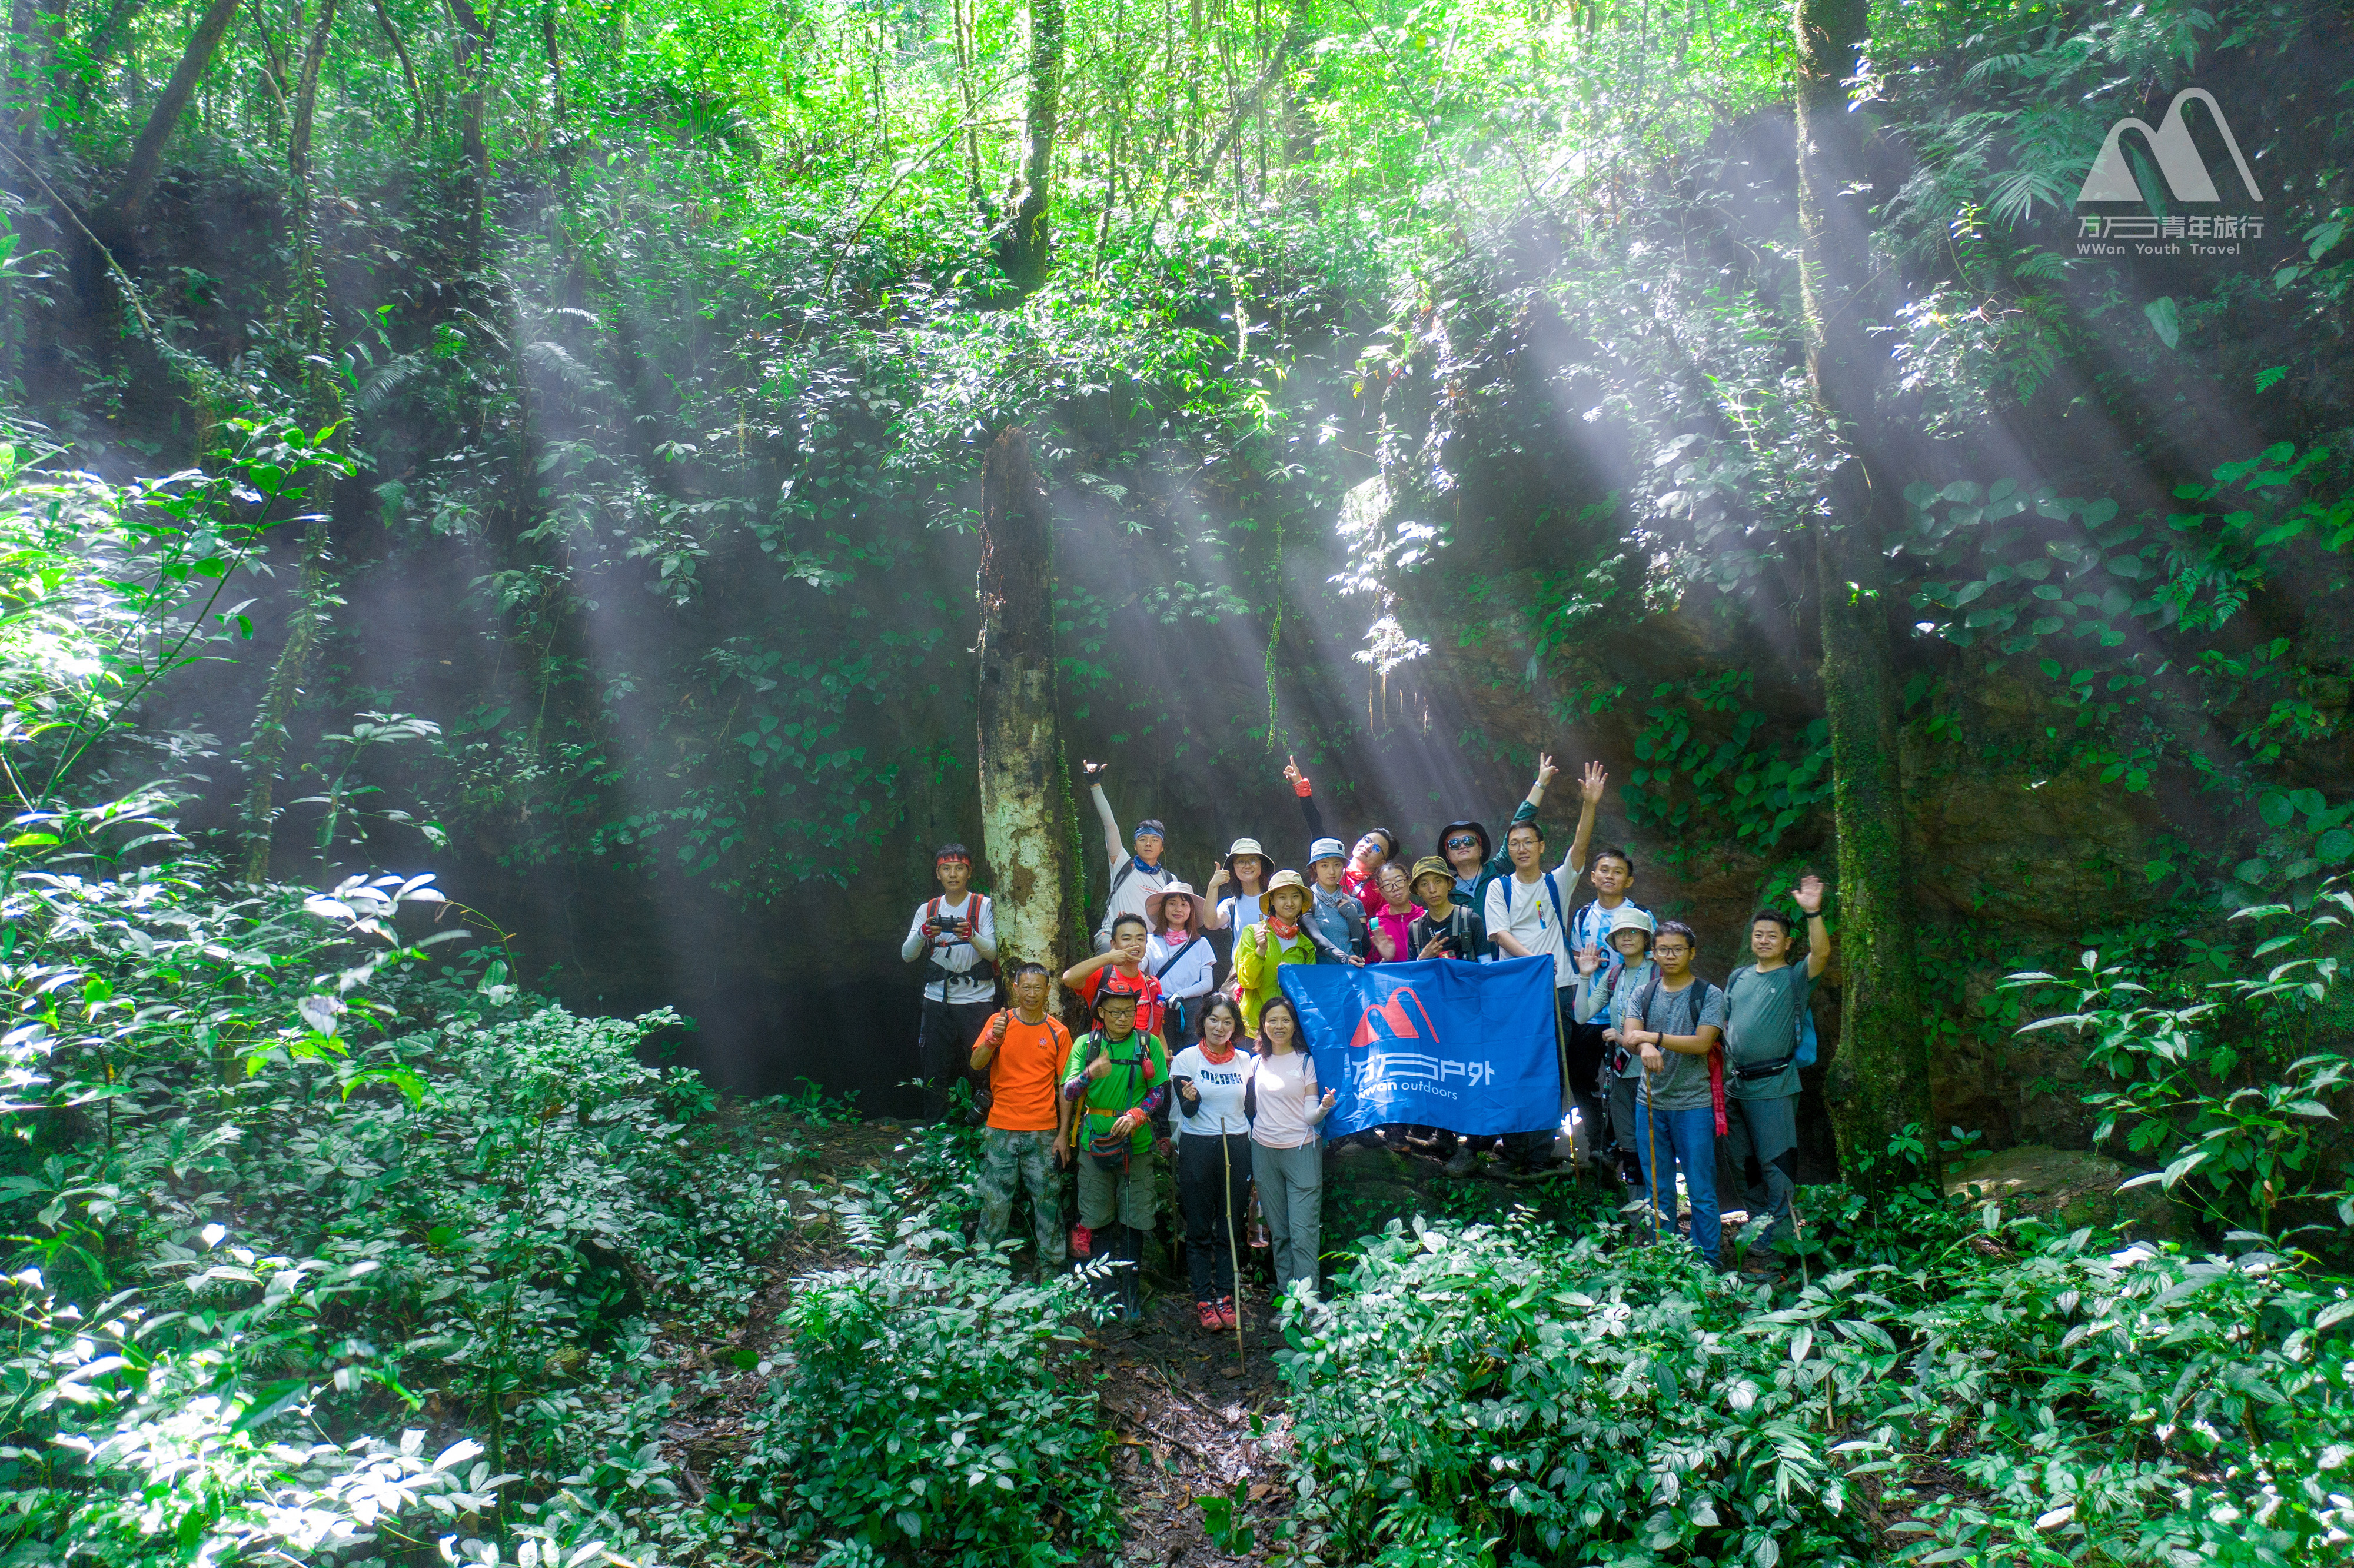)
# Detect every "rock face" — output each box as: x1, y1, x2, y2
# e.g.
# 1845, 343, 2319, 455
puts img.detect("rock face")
1943, 1144, 2176, 1239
